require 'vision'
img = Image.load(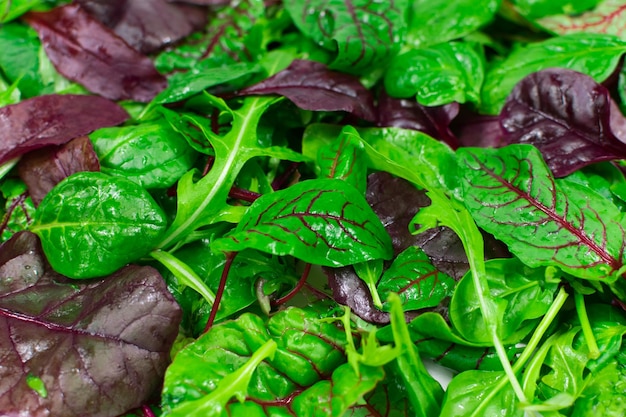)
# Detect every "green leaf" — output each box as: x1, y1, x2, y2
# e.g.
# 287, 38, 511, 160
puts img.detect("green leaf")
284, 0, 408, 74
378, 246, 455, 312
535, 0, 626, 37
480, 33, 626, 114
0, 178, 35, 243
316, 125, 367, 194
406, 0, 500, 48
31, 172, 167, 278
450, 258, 558, 344
90, 119, 198, 189
571, 352, 626, 416
511, 0, 602, 20
0, 23, 44, 98
440, 370, 523, 417
385, 41, 485, 106
0, 0, 58, 24
459, 144, 626, 281
212, 178, 393, 267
